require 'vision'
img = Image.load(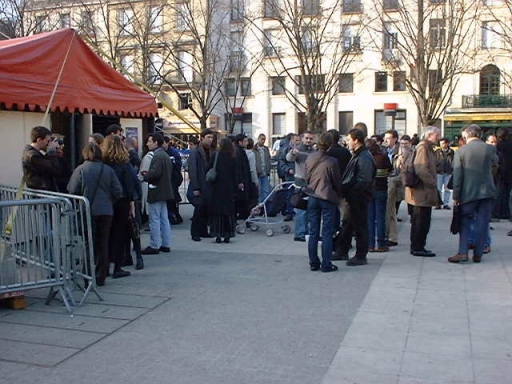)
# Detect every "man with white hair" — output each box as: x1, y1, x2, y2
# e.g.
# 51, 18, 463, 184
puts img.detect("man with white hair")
405, 126, 441, 257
